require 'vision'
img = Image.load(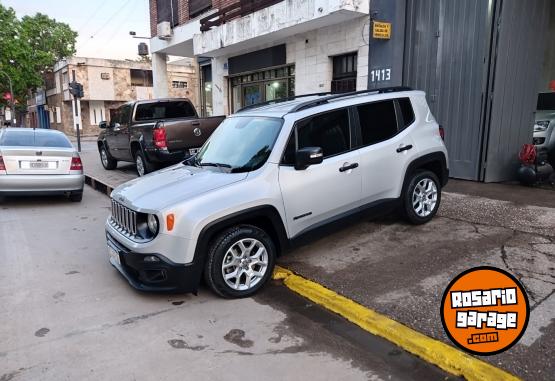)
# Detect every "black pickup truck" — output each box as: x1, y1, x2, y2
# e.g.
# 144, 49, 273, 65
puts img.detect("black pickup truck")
97, 98, 225, 176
